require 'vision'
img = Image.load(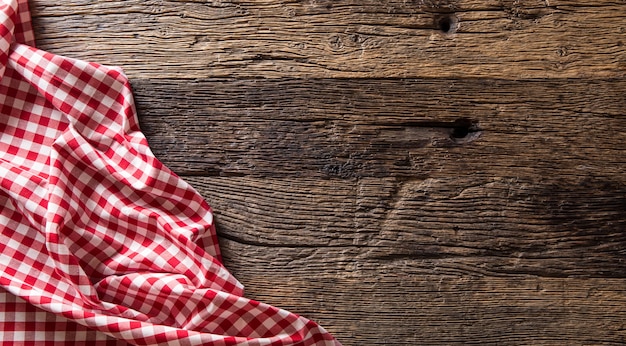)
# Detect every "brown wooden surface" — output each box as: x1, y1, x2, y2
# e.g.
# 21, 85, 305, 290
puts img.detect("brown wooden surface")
31, 0, 626, 345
